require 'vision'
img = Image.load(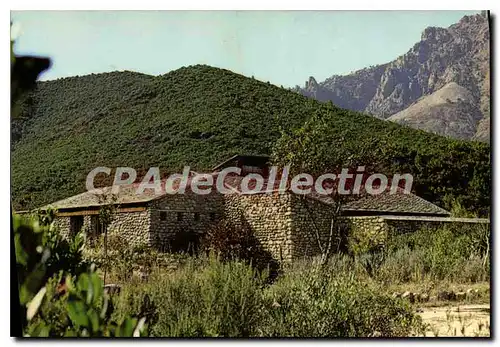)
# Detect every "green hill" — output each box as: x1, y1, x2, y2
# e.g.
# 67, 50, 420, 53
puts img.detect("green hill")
11, 65, 490, 214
